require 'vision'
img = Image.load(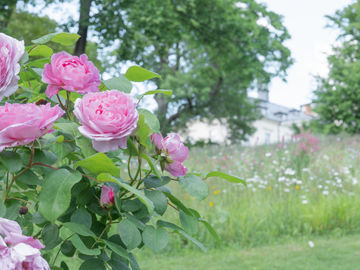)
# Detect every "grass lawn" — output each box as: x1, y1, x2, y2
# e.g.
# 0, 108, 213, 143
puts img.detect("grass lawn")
138, 234, 360, 270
